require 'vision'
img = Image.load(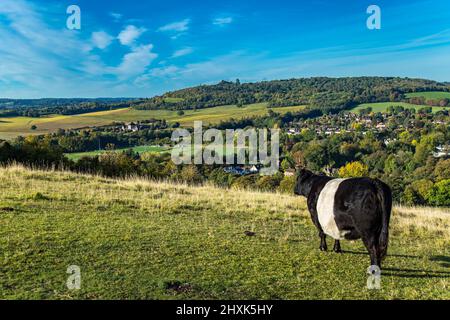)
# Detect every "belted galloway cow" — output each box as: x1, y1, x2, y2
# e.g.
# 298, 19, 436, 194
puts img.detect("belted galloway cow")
294, 169, 392, 268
